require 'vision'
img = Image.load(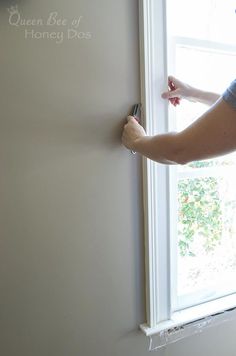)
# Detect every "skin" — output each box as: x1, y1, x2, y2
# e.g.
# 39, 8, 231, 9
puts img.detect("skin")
122, 76, 236, 165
